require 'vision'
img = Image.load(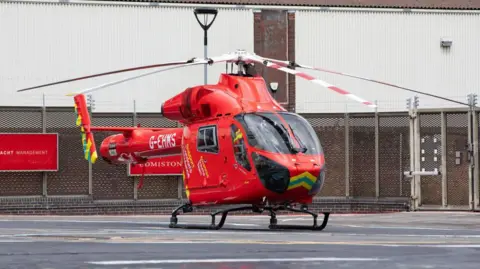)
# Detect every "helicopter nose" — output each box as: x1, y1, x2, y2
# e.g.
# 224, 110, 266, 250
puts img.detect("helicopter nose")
251, 152, 291, 194
251, 153, 325, 195
288, 160, 325, 195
